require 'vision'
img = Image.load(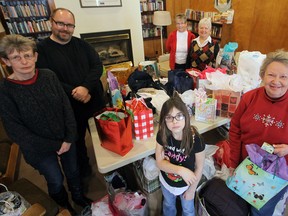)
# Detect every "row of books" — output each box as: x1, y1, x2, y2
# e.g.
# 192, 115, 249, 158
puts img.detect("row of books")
0, 1, 49, 19
141, 14, 153, 24
140, 0, 164, 12
185, 9, 234, 24
142, 26, 162, 38
187, 22, 222, 38
6, 19, 51, 35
